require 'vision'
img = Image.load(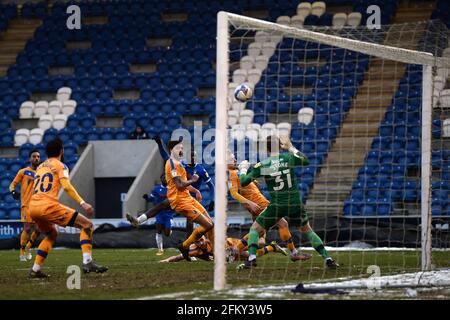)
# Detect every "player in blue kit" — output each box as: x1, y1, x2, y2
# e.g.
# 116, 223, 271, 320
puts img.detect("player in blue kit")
143, 174, 174, 255
127, 174, 174, 255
